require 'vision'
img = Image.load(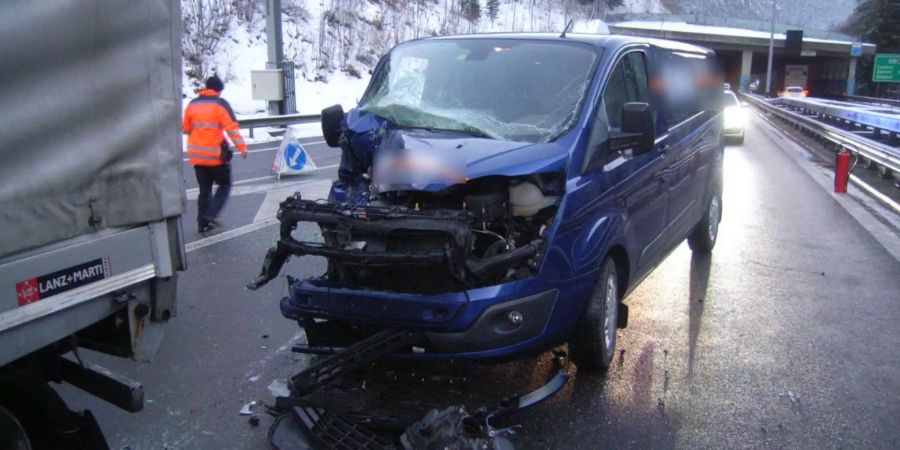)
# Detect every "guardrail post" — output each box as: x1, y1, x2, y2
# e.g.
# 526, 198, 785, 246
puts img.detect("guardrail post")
863, 156, 877, 170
